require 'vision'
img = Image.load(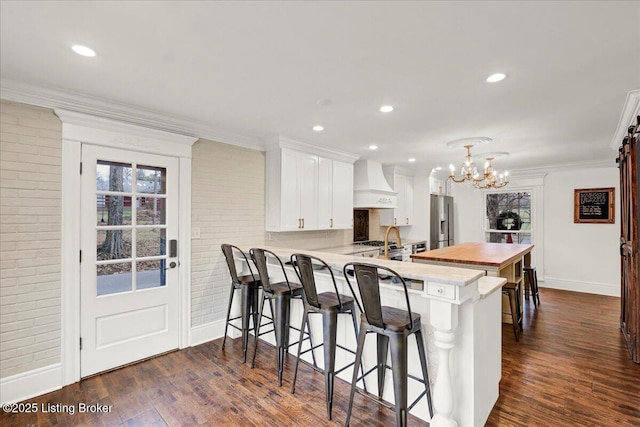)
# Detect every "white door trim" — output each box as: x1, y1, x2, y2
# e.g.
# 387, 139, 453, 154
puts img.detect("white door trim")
58, 110, 196, 385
